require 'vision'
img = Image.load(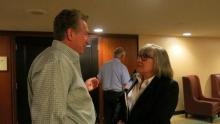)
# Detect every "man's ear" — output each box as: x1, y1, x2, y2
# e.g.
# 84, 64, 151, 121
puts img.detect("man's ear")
120, 54, 126, 61
66, 28, 74, 41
